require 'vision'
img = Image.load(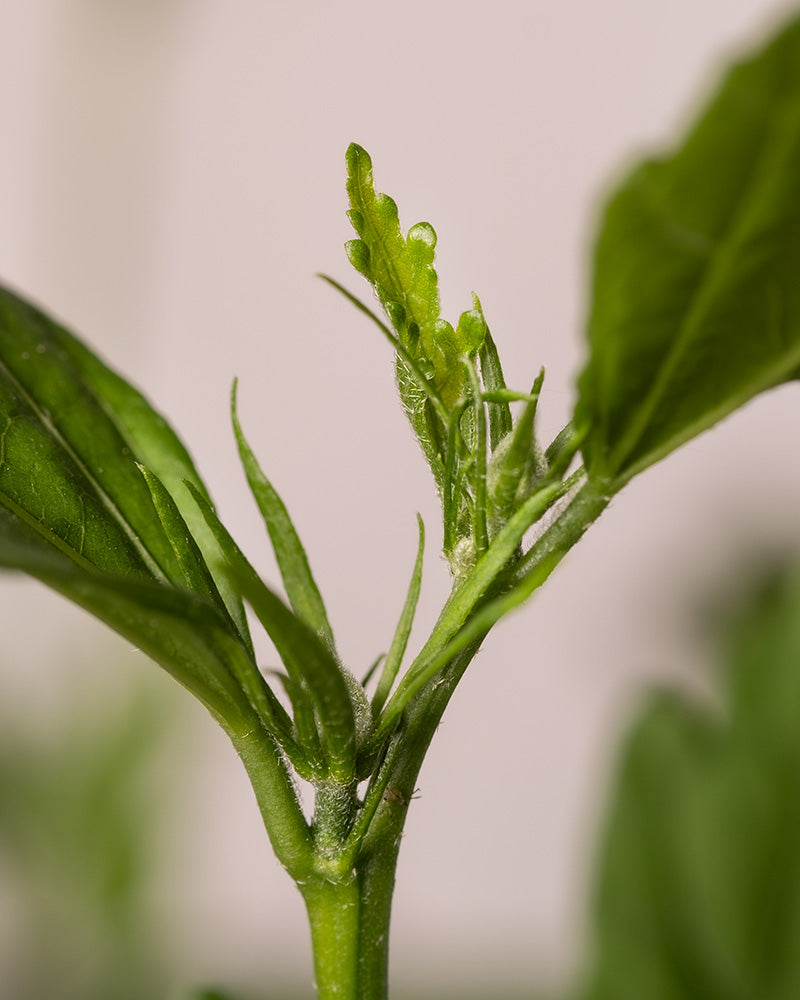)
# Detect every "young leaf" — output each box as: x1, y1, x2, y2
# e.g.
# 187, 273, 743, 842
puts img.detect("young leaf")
372, 515, 425, 716
576, 14, 800, 490
231, 382, 335, 651
345, 144, 490, 503
376, 479, 571, 737
317, 275, 450, 420
138, 464, 241, 631
476, 306, 512, 449
272, 671, 326, 778
346, 146, 453, 394
465, 358, 489, 554
487, 368, 545, 524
